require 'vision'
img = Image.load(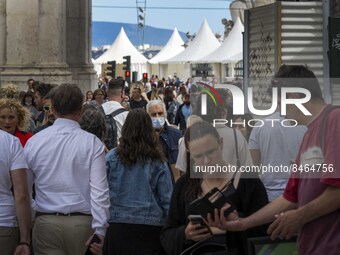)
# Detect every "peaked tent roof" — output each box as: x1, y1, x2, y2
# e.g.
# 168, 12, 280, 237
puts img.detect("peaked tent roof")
161, 20, 220, 63
149, 28, 185, 64
95, 27, 148, 64
196, 17, 244, 63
